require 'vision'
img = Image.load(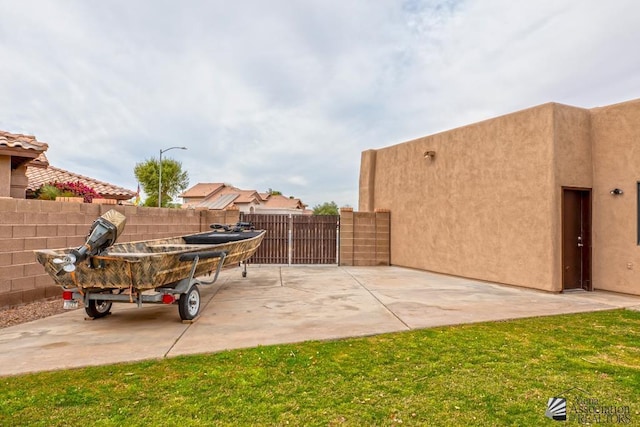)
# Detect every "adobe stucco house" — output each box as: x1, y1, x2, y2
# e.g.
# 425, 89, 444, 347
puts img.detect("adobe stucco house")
360, 98, 640, 296
0, 131, 48, 198
1, 130, 135, 201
